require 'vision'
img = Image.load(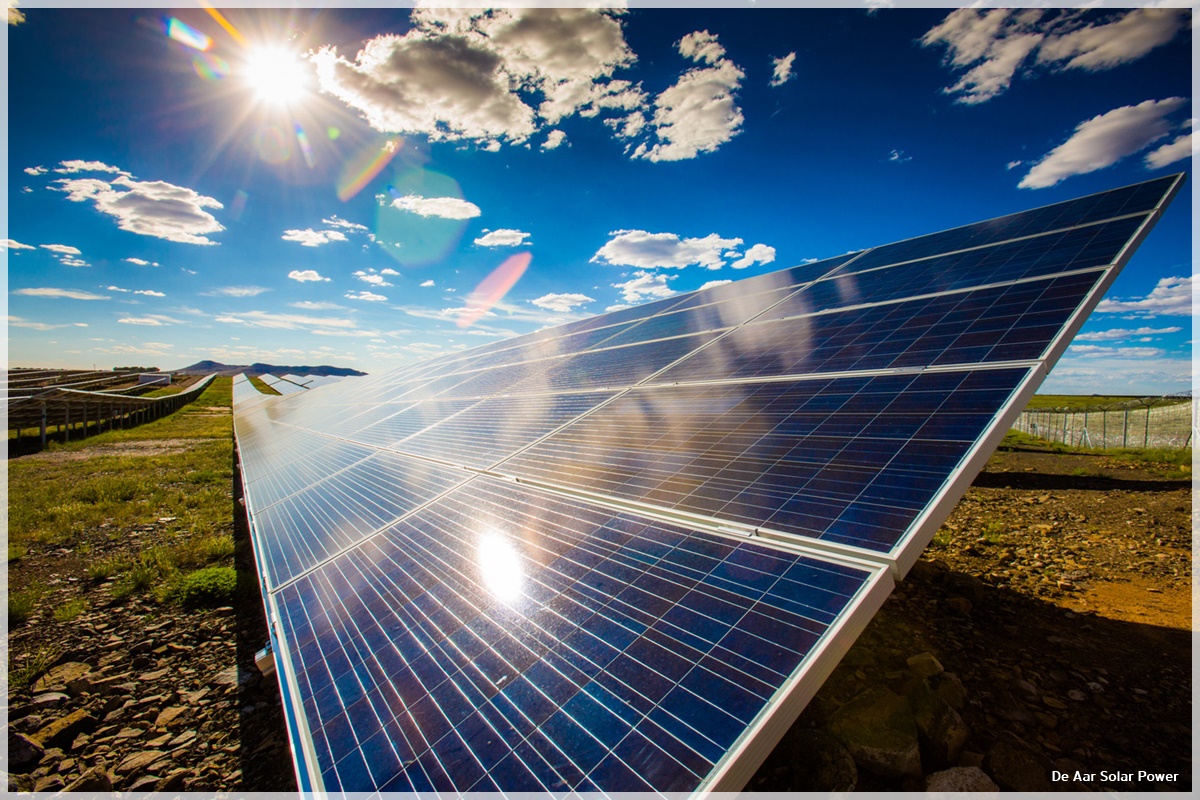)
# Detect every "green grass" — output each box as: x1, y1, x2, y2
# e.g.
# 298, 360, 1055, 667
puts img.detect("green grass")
8, 647, 60, 693
999, 431, 1191, 478
53, 598, 86, 623
168, 566, 238, 607
9, 588, 42, 626
87, 556, 130, 582
1024, 394, 1193, 411
9, 378, 234, 549
247, 375, 281, 395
